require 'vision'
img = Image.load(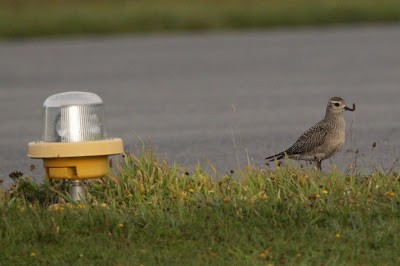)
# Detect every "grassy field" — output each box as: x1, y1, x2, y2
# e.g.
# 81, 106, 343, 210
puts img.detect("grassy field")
1, 149, 399, 265
1, 0, 400, 39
